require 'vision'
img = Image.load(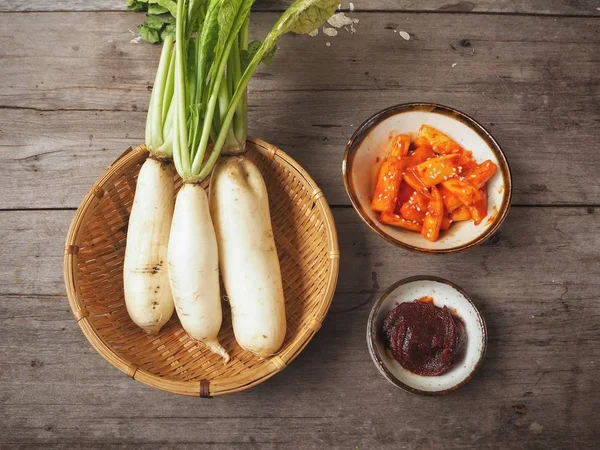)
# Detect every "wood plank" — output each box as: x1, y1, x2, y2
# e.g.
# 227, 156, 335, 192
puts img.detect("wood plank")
2, 92, 599, 210
2, 0, 600, 15
2, 12, 599, 208
3, 12, 600, 111
1, 207, 599, 447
